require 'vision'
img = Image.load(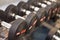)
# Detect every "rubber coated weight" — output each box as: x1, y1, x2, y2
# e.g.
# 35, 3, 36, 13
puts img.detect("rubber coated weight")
36, 8, 46, 26
8, 18, 27, 40
25, 13, 37, 33
5, 4, 18, 22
